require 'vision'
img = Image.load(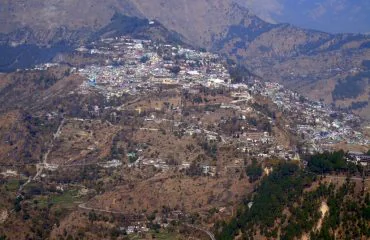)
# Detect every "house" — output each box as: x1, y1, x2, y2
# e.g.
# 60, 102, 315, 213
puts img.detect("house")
348, 152, 370, 166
